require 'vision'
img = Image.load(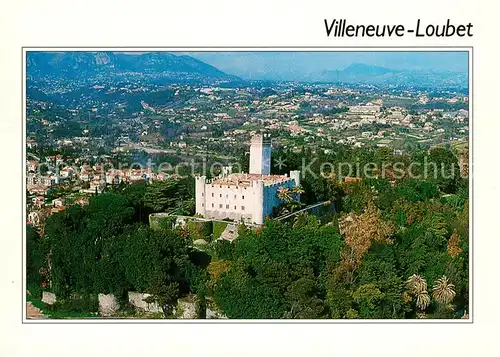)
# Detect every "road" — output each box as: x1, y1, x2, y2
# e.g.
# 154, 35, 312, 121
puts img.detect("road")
275, 200, 331, 221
